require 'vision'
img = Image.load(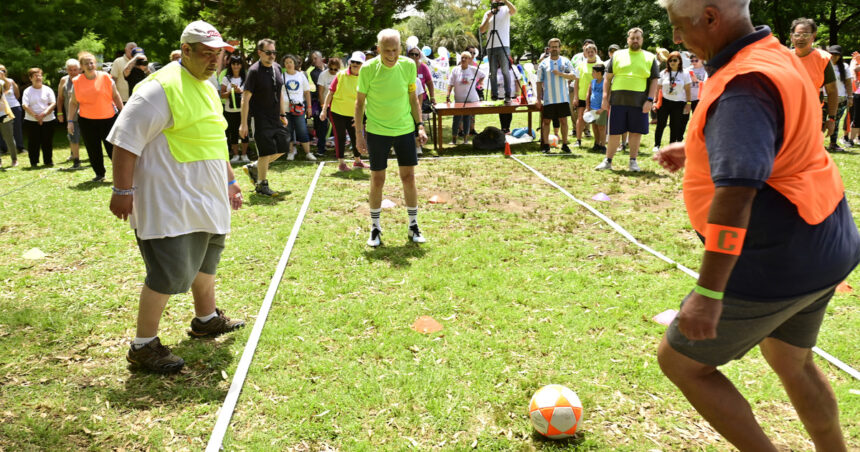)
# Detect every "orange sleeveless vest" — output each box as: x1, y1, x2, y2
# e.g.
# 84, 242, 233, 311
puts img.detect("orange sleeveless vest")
796, 48, 831, 89
683, 34, 844, 235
